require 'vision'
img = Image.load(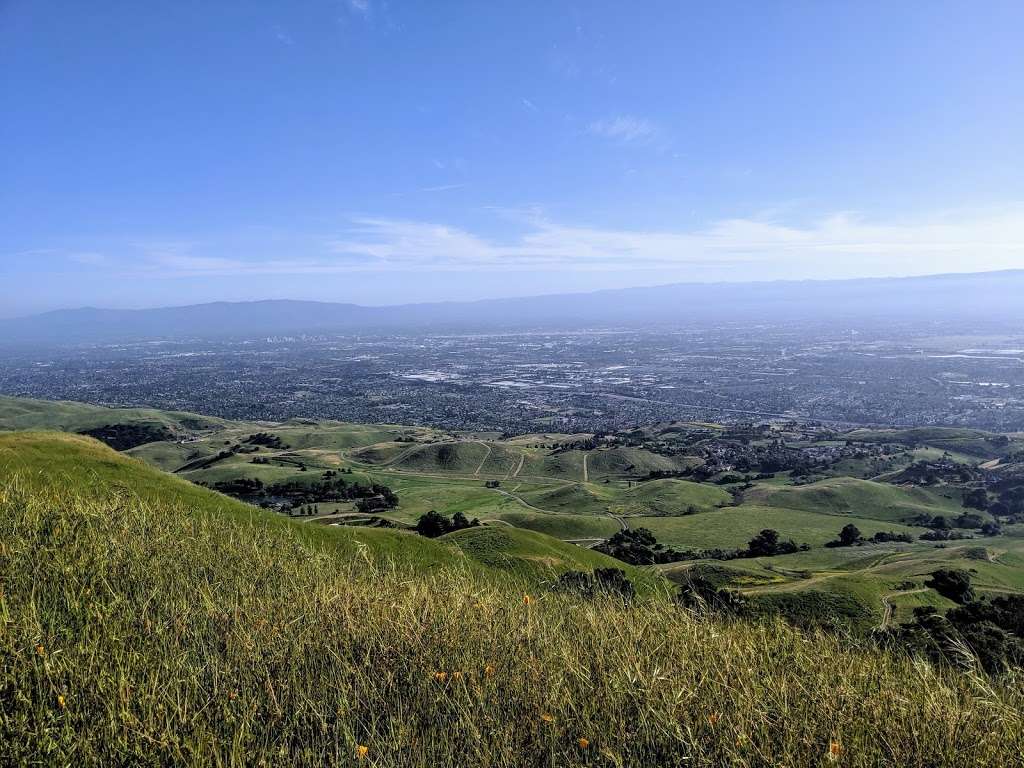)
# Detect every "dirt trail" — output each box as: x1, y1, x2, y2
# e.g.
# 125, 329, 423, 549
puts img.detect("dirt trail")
879, 588, 930, 628
504, 452, 525, 481
582, 453, 589, 483
473, 441, 492, 476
